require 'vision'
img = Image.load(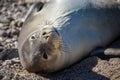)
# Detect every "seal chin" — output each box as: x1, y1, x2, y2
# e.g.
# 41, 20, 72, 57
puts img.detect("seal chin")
20, 27, 63, 72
